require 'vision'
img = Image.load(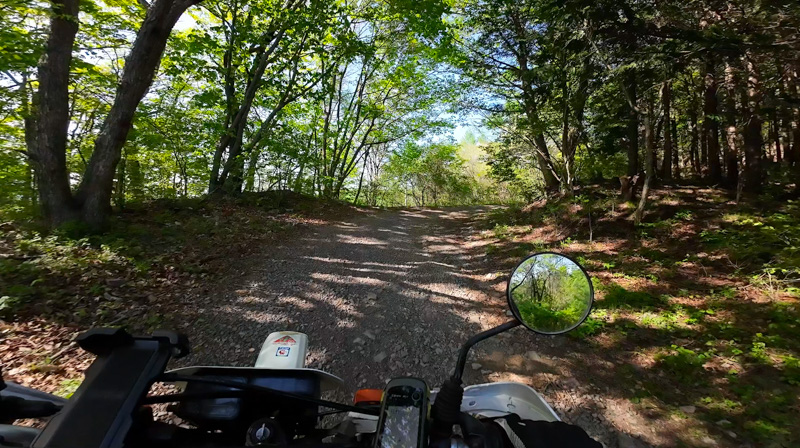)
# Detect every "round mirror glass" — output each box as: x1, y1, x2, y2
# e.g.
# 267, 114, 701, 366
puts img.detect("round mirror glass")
507, 252, 594, 334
